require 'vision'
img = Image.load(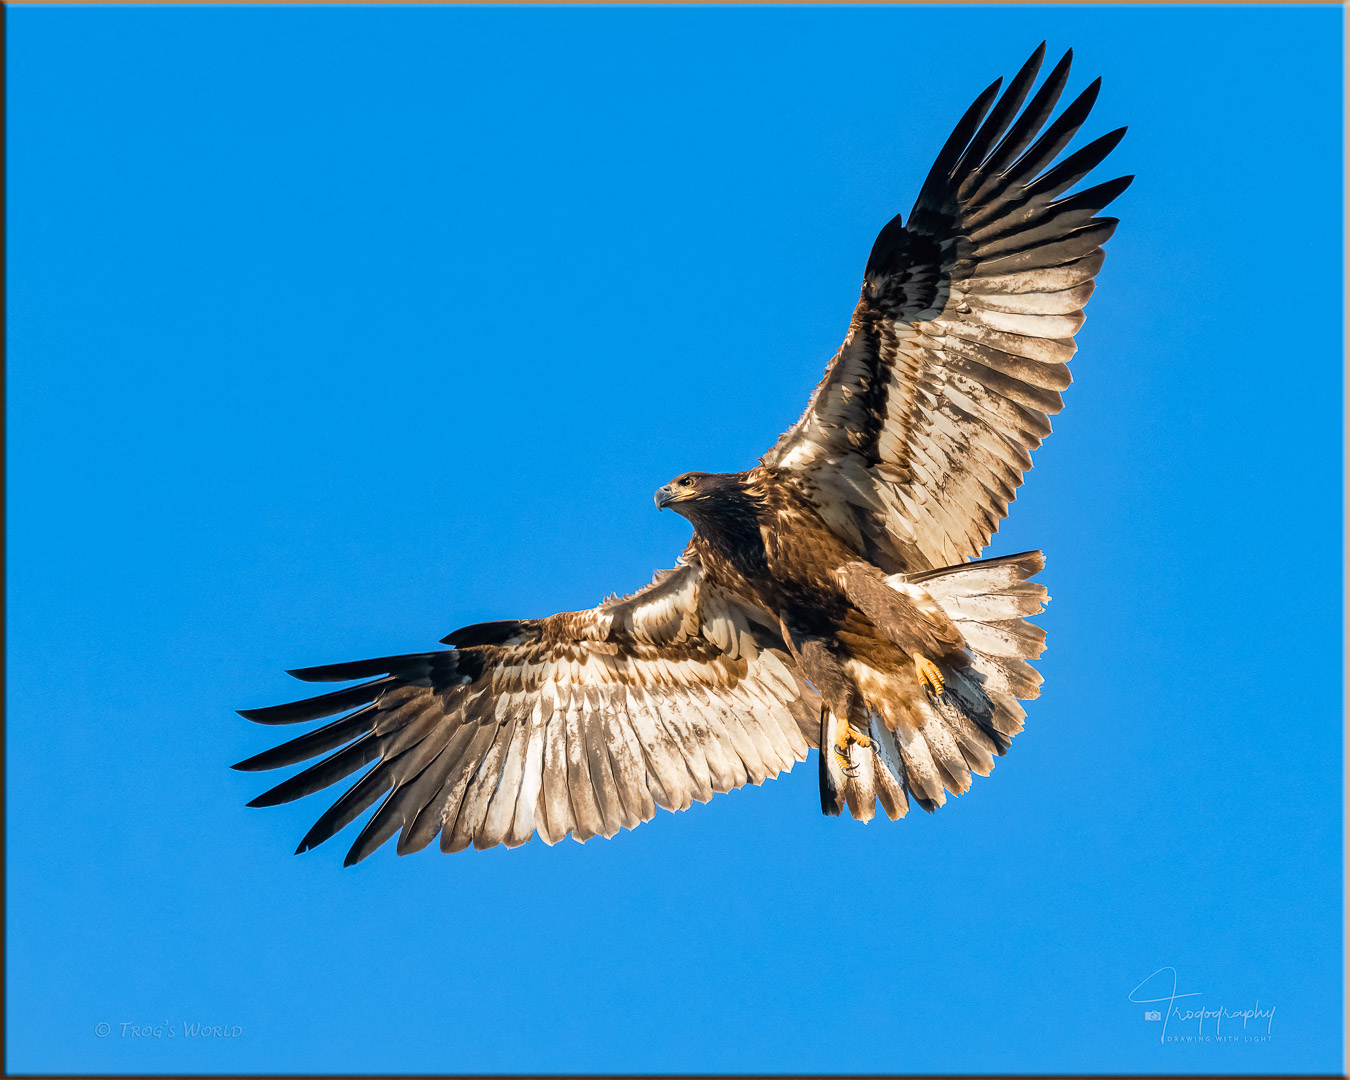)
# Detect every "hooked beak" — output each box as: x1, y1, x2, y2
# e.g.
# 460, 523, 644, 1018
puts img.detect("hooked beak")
654, 484, 675, 510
